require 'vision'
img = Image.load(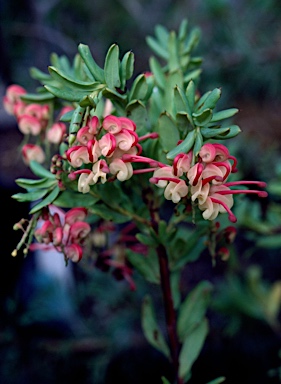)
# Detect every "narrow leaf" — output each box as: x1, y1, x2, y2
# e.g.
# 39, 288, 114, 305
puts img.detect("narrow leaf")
129, 74, 149, 102
15, 177, 56, 190
192, 108, 213, 126
29, 161, 56, 179
179, 318, 209, 380
149, 56, 166, 89
177, 281, 213, 341
141, 295, 171, 358
211, 108, 239, 122
12, 189, 49, 202
104, 44, 121, 89
146, 36, 169, 60
157, 112, 180, 152
166, 130, 196, 160
196, 88, 221, 111
78, 44, 105, 82
29, 186, 61, 214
